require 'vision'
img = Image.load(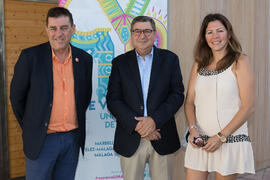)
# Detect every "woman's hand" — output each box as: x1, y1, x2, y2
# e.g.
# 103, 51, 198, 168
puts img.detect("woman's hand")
188, 128, 201, 148
203, 135, 223, 152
